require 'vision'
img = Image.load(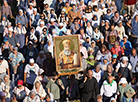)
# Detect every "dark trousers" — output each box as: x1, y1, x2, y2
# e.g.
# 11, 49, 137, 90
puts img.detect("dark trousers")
103, 95, 112, 102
